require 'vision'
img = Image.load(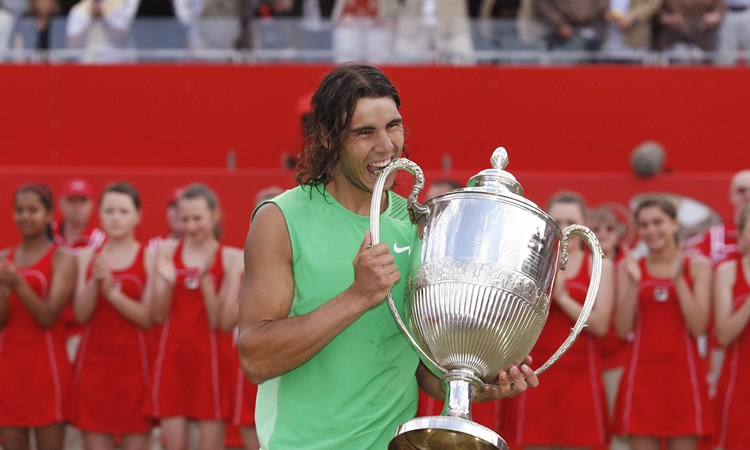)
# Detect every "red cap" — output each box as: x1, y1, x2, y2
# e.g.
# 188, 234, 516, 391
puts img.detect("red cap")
168, 187, 185, 206
61, 178, 93, 199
